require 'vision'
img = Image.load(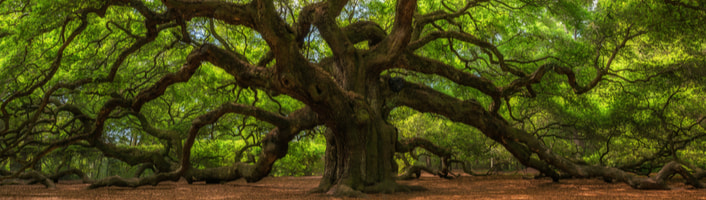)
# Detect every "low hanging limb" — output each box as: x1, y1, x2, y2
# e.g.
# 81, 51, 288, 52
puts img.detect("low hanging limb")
398, 165, 454, 180
87, 107, 319, 189
653, 161, 705, 189
88, 171, 181, 189
134, 163, 157, 178
0, 170, 54, 188
395, 137, 455, 180
1, 168, 92, 188
48, 168, 93, 184
448, 159, 493, 177
504, 124, 706, 189
393, 81, 706, 188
